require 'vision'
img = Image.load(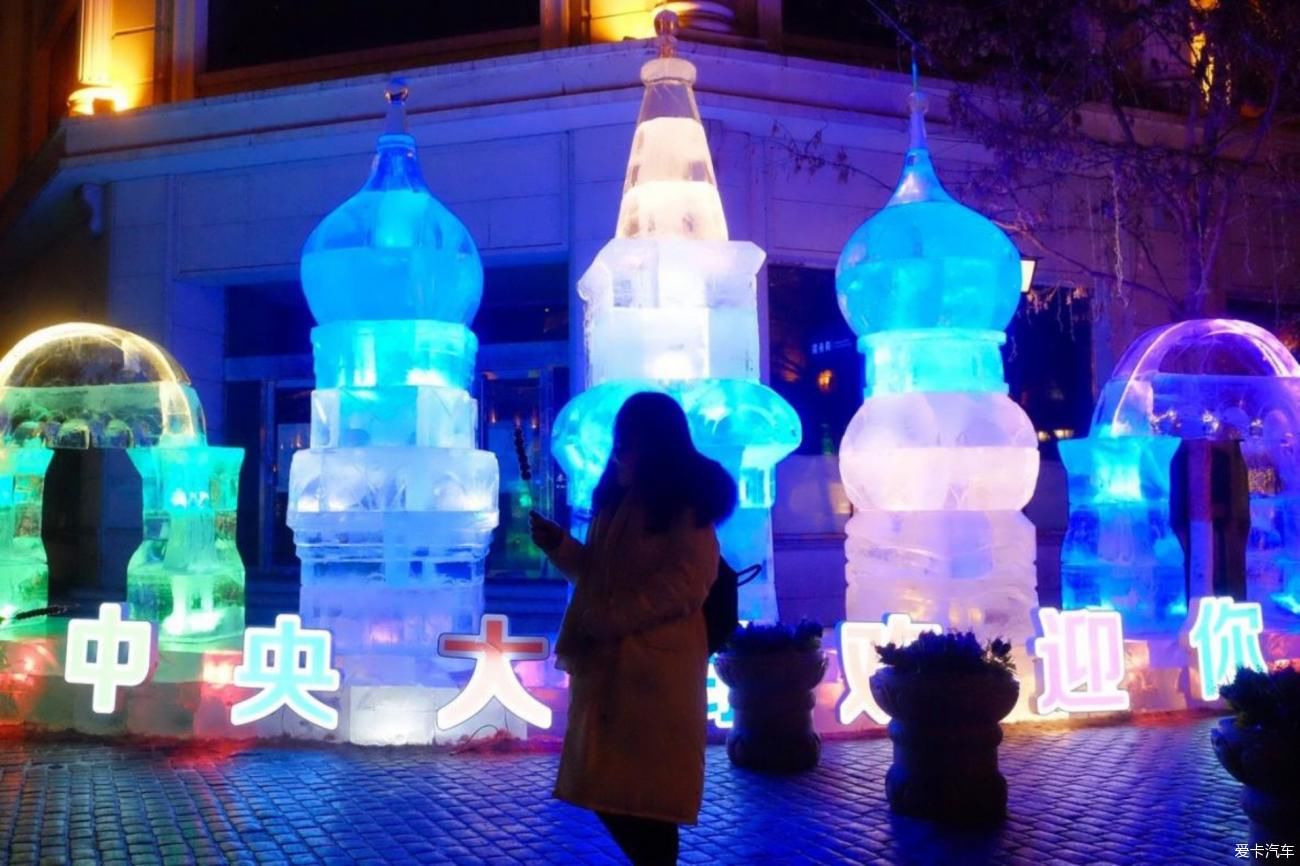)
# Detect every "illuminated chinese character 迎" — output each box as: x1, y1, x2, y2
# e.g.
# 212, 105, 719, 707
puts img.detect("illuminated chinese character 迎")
706, 658, 733, 729
838, 614, 942, 725
231, 614, 340, 729
1030, 608, 1130, 715
437, 615, 551, 731
64, 603, 155, 714
1187, 596, 1268, 701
